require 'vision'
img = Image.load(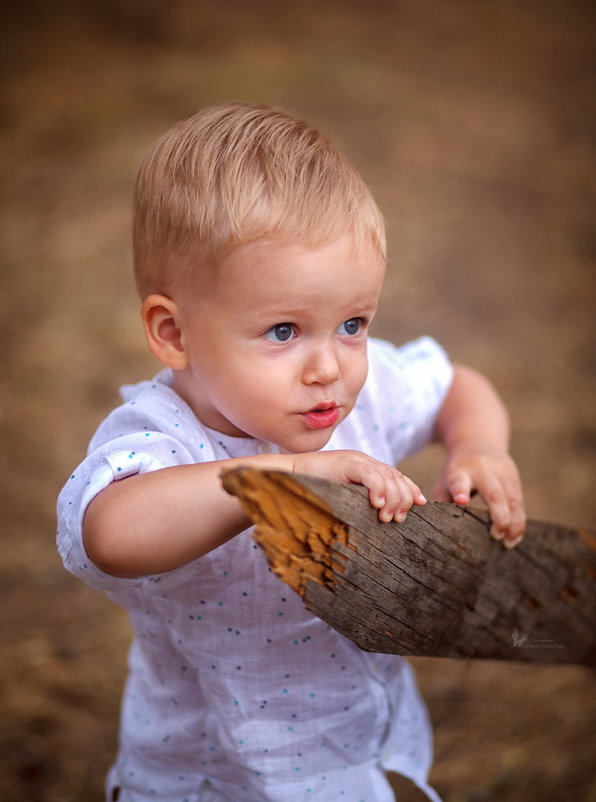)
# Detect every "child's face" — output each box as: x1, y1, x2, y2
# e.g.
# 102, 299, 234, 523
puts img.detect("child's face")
174, 233, 385, 453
